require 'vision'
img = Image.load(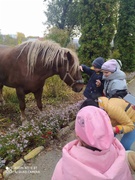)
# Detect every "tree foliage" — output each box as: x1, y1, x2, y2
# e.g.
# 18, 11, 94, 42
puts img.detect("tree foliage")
78, 0, 118, 66
0, 34, 17, 46
44, 0, 80, 35
114, 0, 135, 71
17, 32, 26, 44
45, 27, 70, 47
0, 32, 26, 45
43, 0, 135, 71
